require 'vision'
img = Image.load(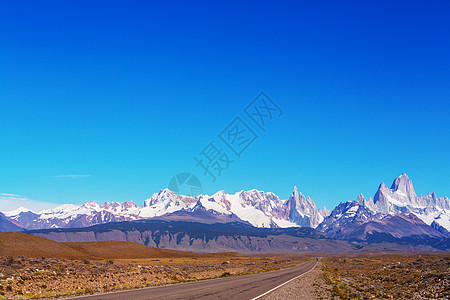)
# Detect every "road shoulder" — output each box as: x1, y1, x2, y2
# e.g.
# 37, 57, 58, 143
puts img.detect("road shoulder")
259, 261, 332, 300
